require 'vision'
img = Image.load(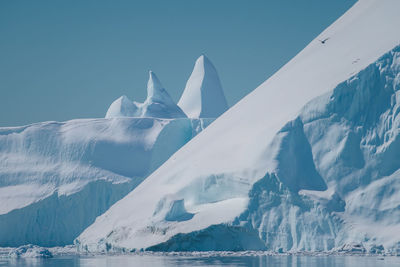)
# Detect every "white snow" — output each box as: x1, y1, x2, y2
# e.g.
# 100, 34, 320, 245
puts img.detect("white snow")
178, 55, 228, 118
77, 0, 400, 252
